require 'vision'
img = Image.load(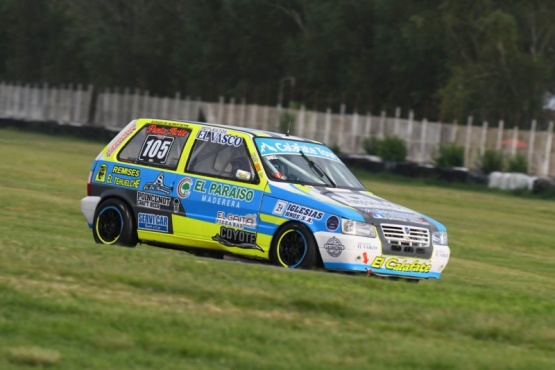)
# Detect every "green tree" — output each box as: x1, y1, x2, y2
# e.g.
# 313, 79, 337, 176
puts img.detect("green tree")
437, 0, 555, 125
